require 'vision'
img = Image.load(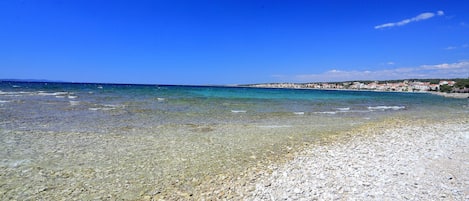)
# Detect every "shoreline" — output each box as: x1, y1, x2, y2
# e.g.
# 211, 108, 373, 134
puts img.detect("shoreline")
429, 91, 469, 99
241, 118, 469, 200
244, 85, 469, 98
